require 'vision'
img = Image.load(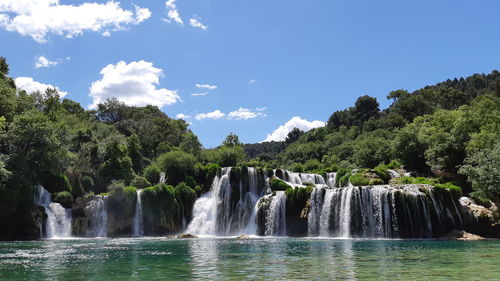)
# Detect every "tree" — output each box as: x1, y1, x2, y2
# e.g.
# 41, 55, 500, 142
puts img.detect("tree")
127, 134, 143, 173
353, 95, 380, 124
222, 132, 241, 147
99, 139, 135, 187
285, 128, 304, 145
157, 150, 197, 186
